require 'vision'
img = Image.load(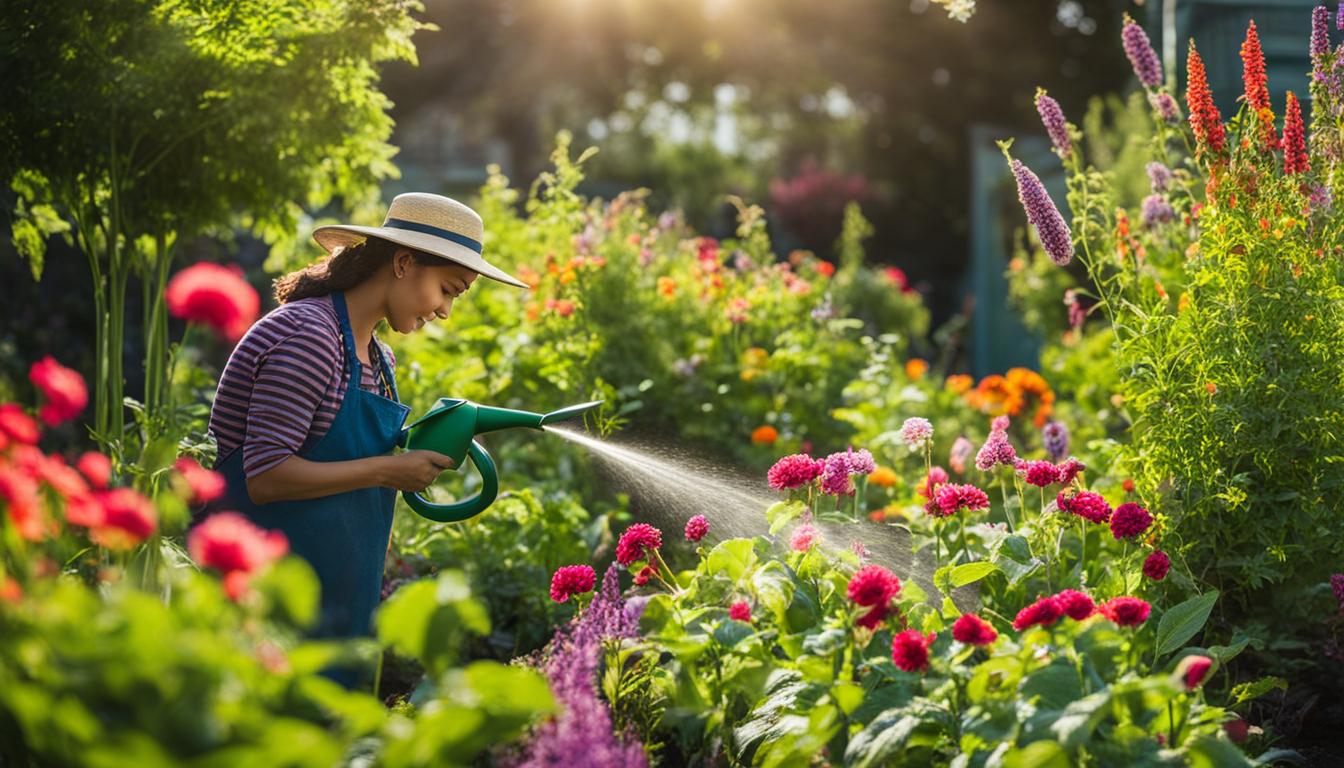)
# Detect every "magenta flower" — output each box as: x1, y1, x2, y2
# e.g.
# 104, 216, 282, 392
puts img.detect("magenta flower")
1143, 550, 1171, 581
918, 466, 950, 499
615, 523, 663, 566
891, 630, 936, 673
1018, 459, 1061, 488
847, 564, 902, 607
1110, 503, 1153, 541
1054, 589, 1097, 620
1011, 159, 1074, 266
1056, 457, 1086, 485
975, 430, 1018, 471
1035, 88, 1072, 157
929, 483, 991, 518
729, 601, 752, 623
1313, 5, 1331, 60
1122, 15, 1163, 88
1101, 596, 1152, 627
952, 613, 998, 646
550, 565, 597, 603
767, 453, 824, 490
1057, 490, 1112, 524
1013, 595, 1064, 631
1178, 655, 1214, 690
684, 514, 709, 542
